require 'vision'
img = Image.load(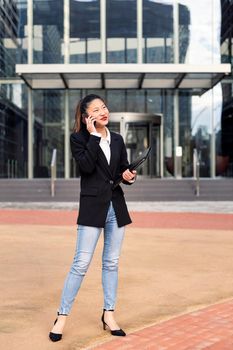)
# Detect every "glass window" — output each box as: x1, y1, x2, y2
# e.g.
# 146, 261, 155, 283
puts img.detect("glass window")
126, 91, 145, 112
69, 90, 81, 130
16, 0, 28, 65
163, 91, 174, 177
33, 0, 64, 63
179, 90, 212, 177
178, 3, 190, 63
220, 0, 233, 177
146, 90, 162, 114
143, 0, 174, 63
179, 0, 221, 64
33, 90, 64, 178
0, 0, 27, 78
0, 0, 28, 178
216, 83, 233, 177
70, 0, 100, 63
0, 92, 28, 178
106, 90, 126, 111
107, 0, 137, 63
